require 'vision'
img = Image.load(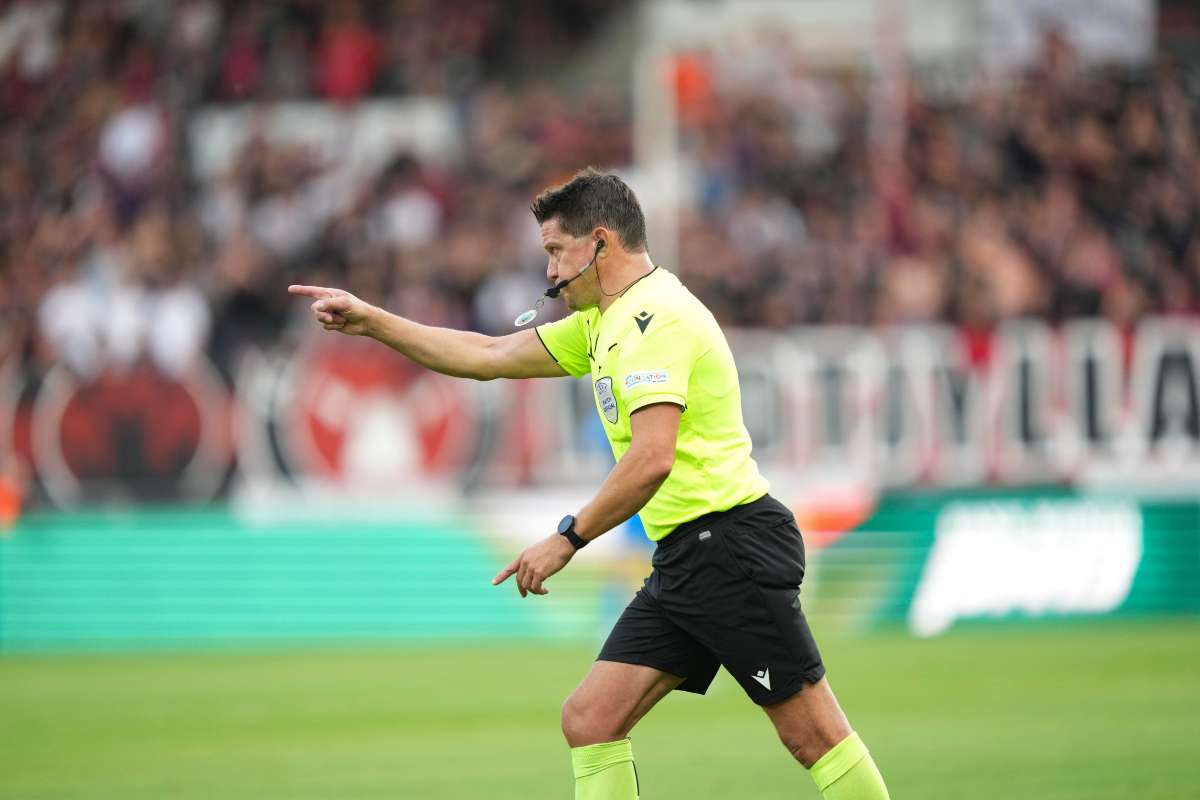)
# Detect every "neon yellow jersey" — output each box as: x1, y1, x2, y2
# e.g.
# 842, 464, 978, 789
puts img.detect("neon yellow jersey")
535, 268, 769, 541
